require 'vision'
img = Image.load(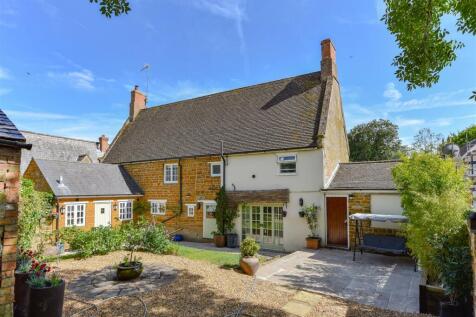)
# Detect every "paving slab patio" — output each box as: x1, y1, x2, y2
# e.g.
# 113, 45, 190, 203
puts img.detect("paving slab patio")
256, 248, 420, 313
